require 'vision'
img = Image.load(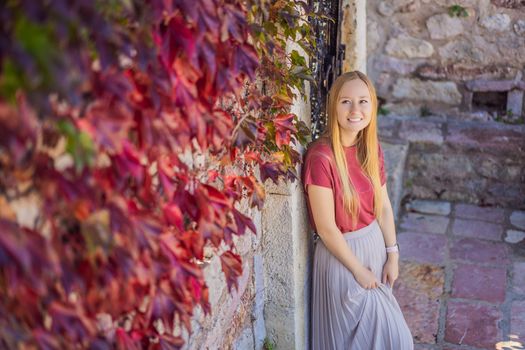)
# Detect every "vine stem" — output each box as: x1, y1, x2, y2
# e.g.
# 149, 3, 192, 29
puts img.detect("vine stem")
231, 113, 251, 138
